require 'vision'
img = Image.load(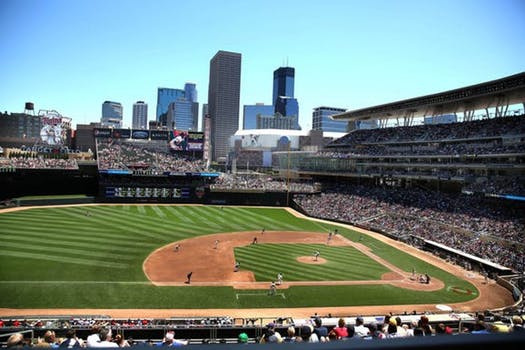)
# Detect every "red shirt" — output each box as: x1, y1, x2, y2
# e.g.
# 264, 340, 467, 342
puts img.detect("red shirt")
332, 326, 349, 339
